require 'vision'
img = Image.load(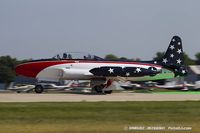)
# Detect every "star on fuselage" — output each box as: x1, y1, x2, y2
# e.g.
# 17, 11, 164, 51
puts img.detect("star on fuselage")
108, 68, 114, 73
